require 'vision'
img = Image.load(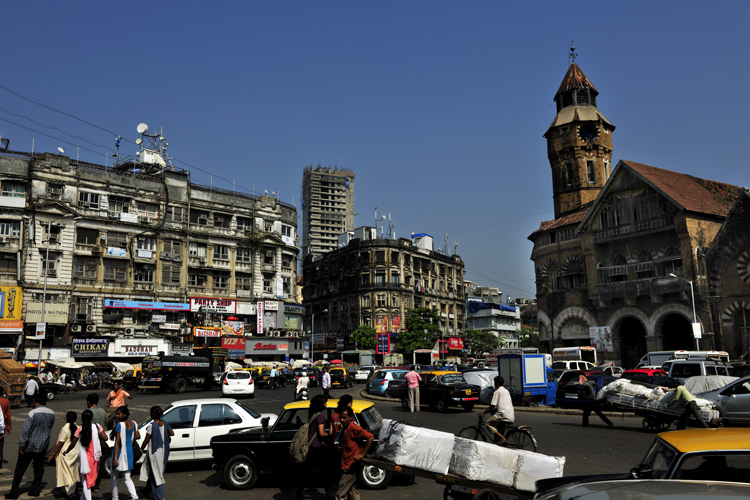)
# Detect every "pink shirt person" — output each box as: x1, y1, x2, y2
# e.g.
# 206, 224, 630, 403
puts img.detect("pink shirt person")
405, 370, 422, 388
